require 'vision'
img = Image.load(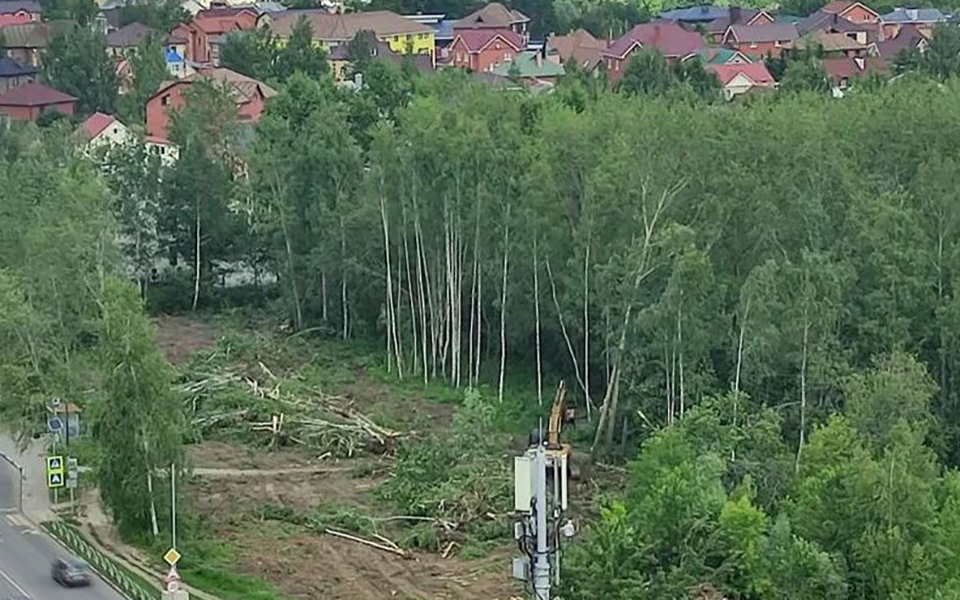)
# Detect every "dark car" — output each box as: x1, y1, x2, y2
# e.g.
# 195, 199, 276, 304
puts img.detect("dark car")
51, 558, 91, 587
